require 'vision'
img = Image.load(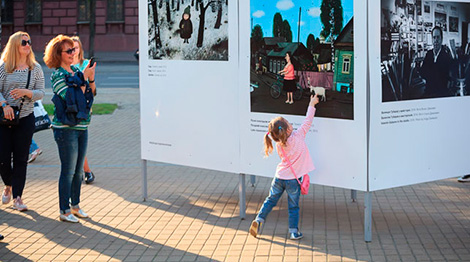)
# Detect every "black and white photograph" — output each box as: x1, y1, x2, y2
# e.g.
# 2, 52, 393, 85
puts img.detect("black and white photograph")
147, 0, 229, 60
381, 0, 470, 102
